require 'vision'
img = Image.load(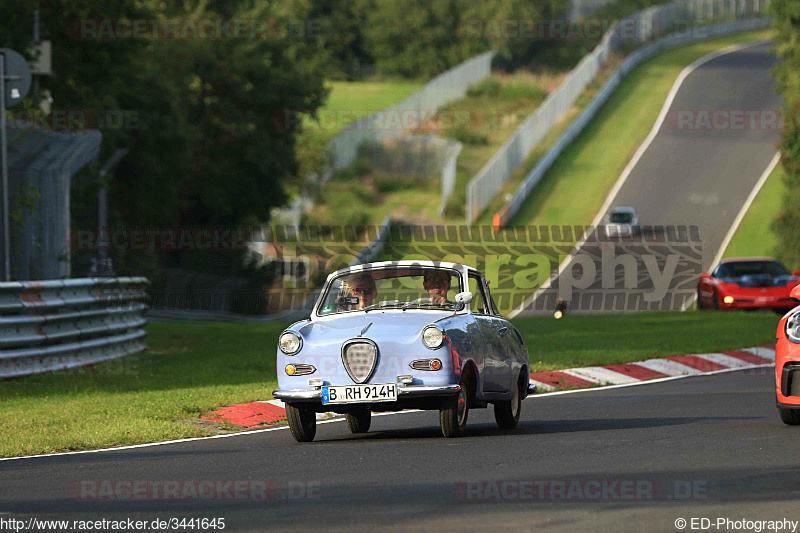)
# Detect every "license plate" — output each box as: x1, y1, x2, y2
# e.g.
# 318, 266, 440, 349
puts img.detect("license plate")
322, 383, 397, 404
